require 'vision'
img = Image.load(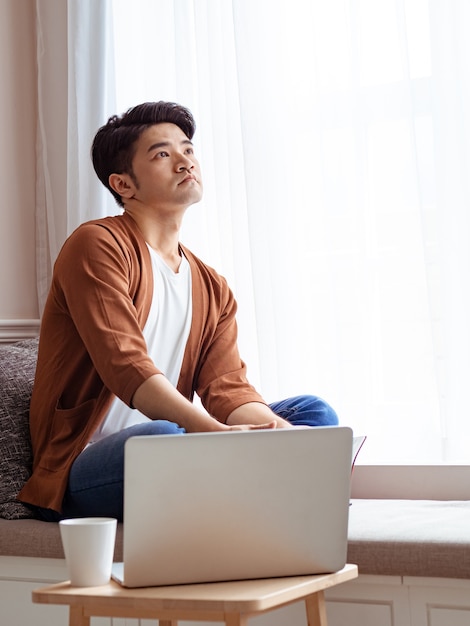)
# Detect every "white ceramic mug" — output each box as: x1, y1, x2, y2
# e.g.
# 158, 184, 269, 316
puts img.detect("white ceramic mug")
59, 517, 117, 587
